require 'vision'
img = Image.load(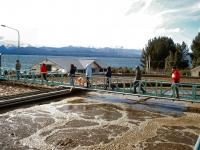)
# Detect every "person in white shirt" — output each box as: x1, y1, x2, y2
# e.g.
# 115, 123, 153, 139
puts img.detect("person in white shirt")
85, 64, 92, 88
